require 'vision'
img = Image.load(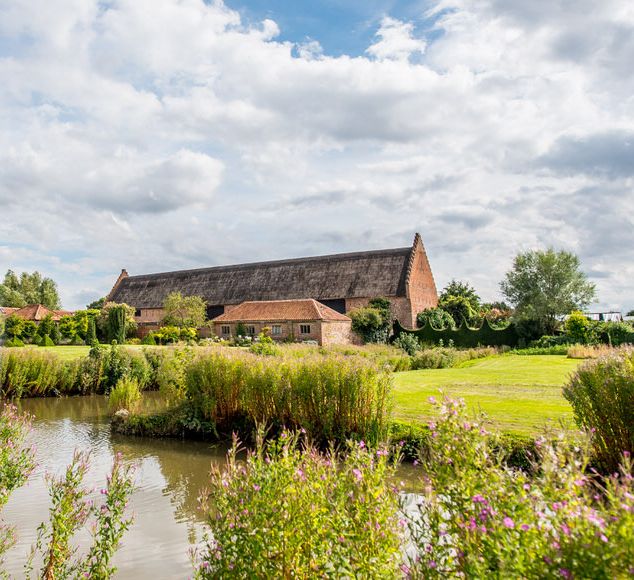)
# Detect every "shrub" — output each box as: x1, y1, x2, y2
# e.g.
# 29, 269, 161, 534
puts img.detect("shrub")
392, 332, 420, 355
109, 377, 141, 413
416, 307, 455, 330
566, 344, 616, 359
156, 326, 181, 344
563, 349, 634, 472
4, 337, 25, 348
565, 310, 591, 343
51, 323, 61, 345
141, 333, 156, 345
156, 349, 193, 406
38, 334, 55, 347
511, 345, 569, 355
4, 314, 24, 339
193, 431, 403, 578
407, 396, 634, 578
249, 333, 278, 356
126, 337, 141, 345
410, 346, 496, 370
